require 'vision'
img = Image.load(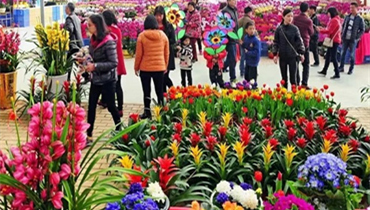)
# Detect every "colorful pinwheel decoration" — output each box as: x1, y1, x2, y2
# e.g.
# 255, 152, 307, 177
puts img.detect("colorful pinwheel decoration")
202, 26, 228, 55
164, 3, 186, 40
215, 11, 244, 41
